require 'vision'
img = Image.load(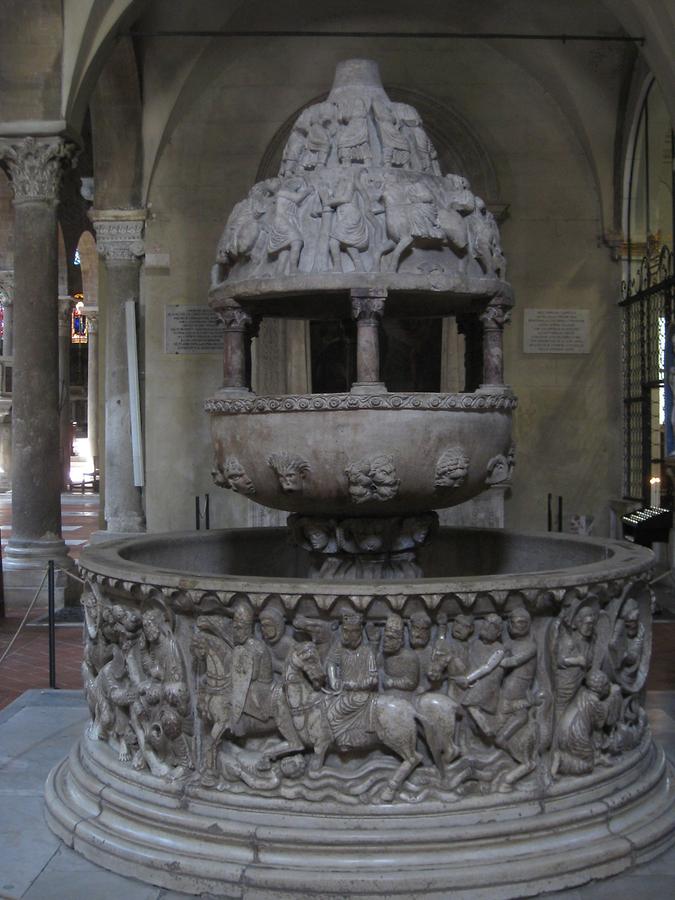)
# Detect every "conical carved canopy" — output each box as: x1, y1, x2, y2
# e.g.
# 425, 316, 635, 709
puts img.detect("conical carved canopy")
210, 59, 510, 315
